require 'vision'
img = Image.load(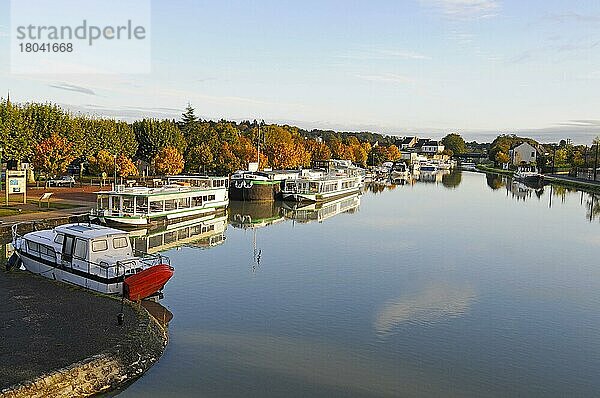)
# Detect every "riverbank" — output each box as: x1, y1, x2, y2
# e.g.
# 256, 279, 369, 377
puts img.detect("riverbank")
543, 174, 600, 193
0, 267, 168, 397
475, 164, 514, 176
